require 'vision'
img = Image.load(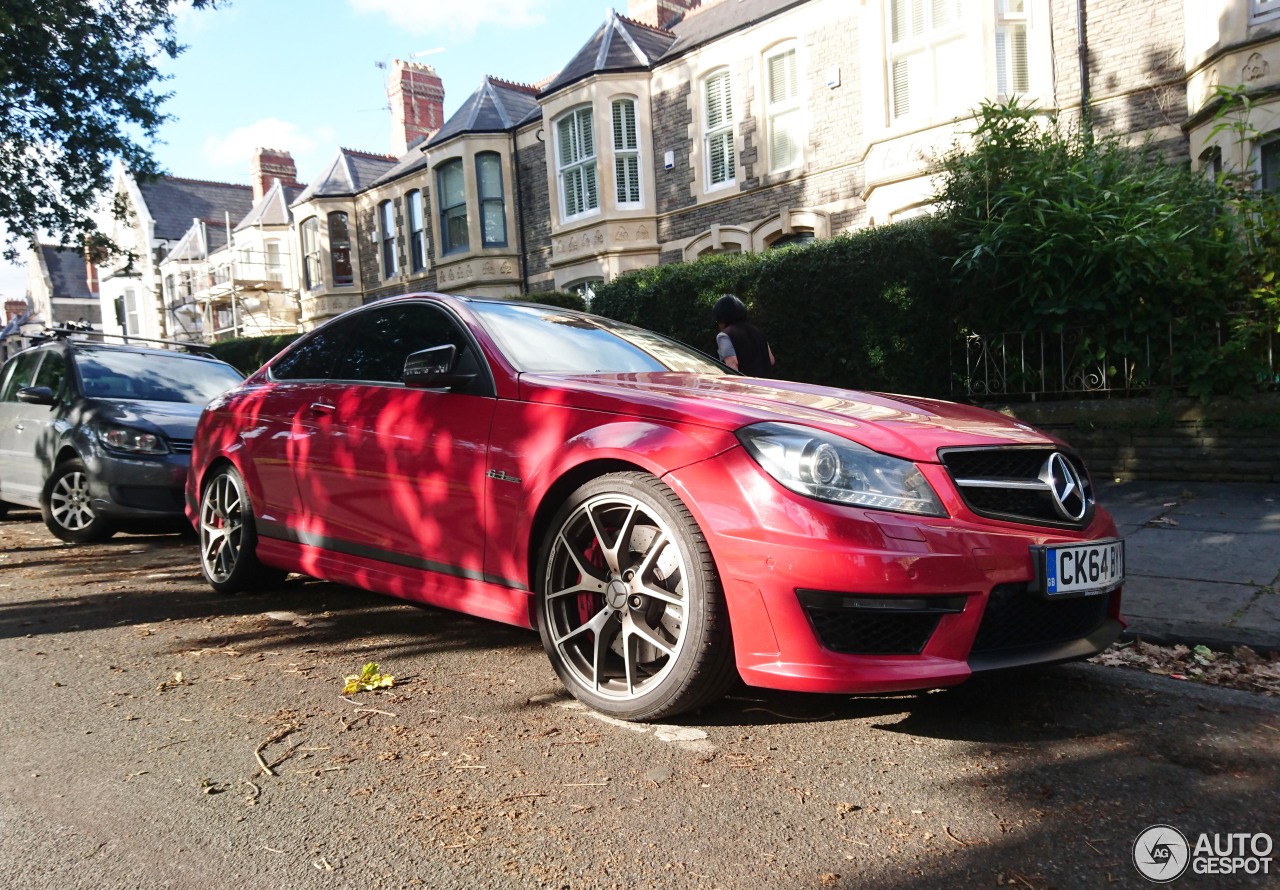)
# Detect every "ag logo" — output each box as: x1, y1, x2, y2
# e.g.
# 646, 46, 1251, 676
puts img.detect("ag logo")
1133, 824, 1190, 882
